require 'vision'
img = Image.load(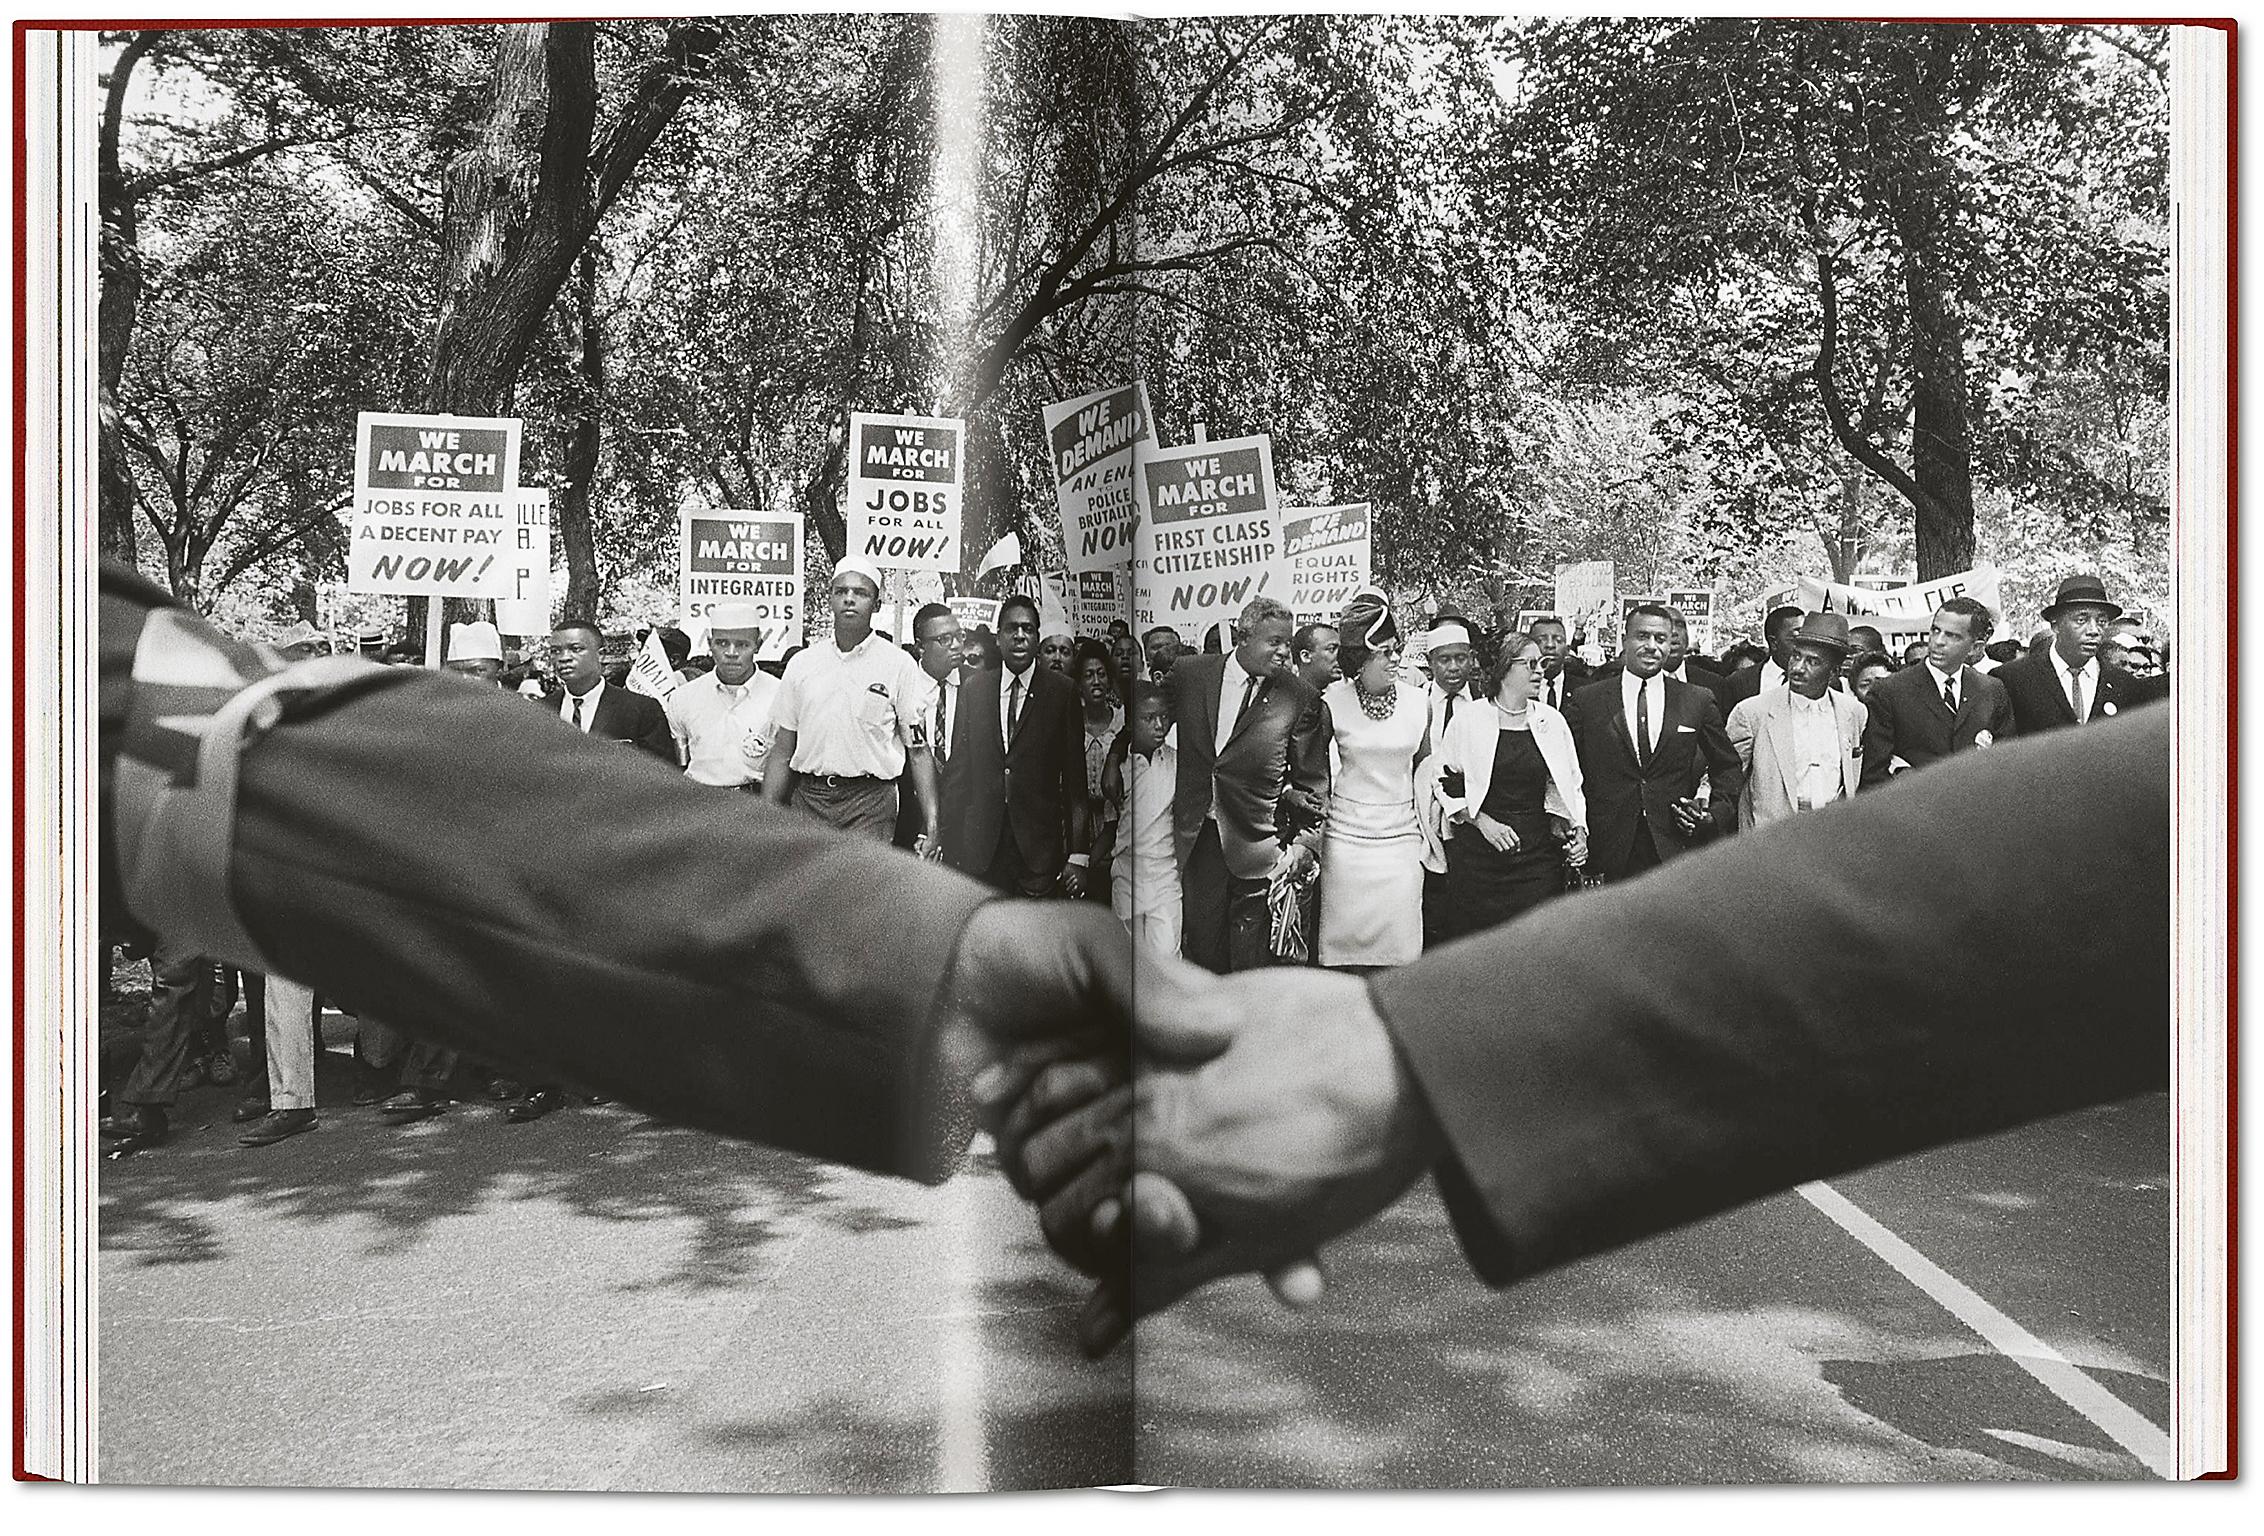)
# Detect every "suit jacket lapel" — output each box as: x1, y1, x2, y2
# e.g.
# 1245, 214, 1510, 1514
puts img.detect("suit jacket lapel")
1224, 673, 1271, 751
1764, 697, 1801, 808
1606, 681, 1642, 772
